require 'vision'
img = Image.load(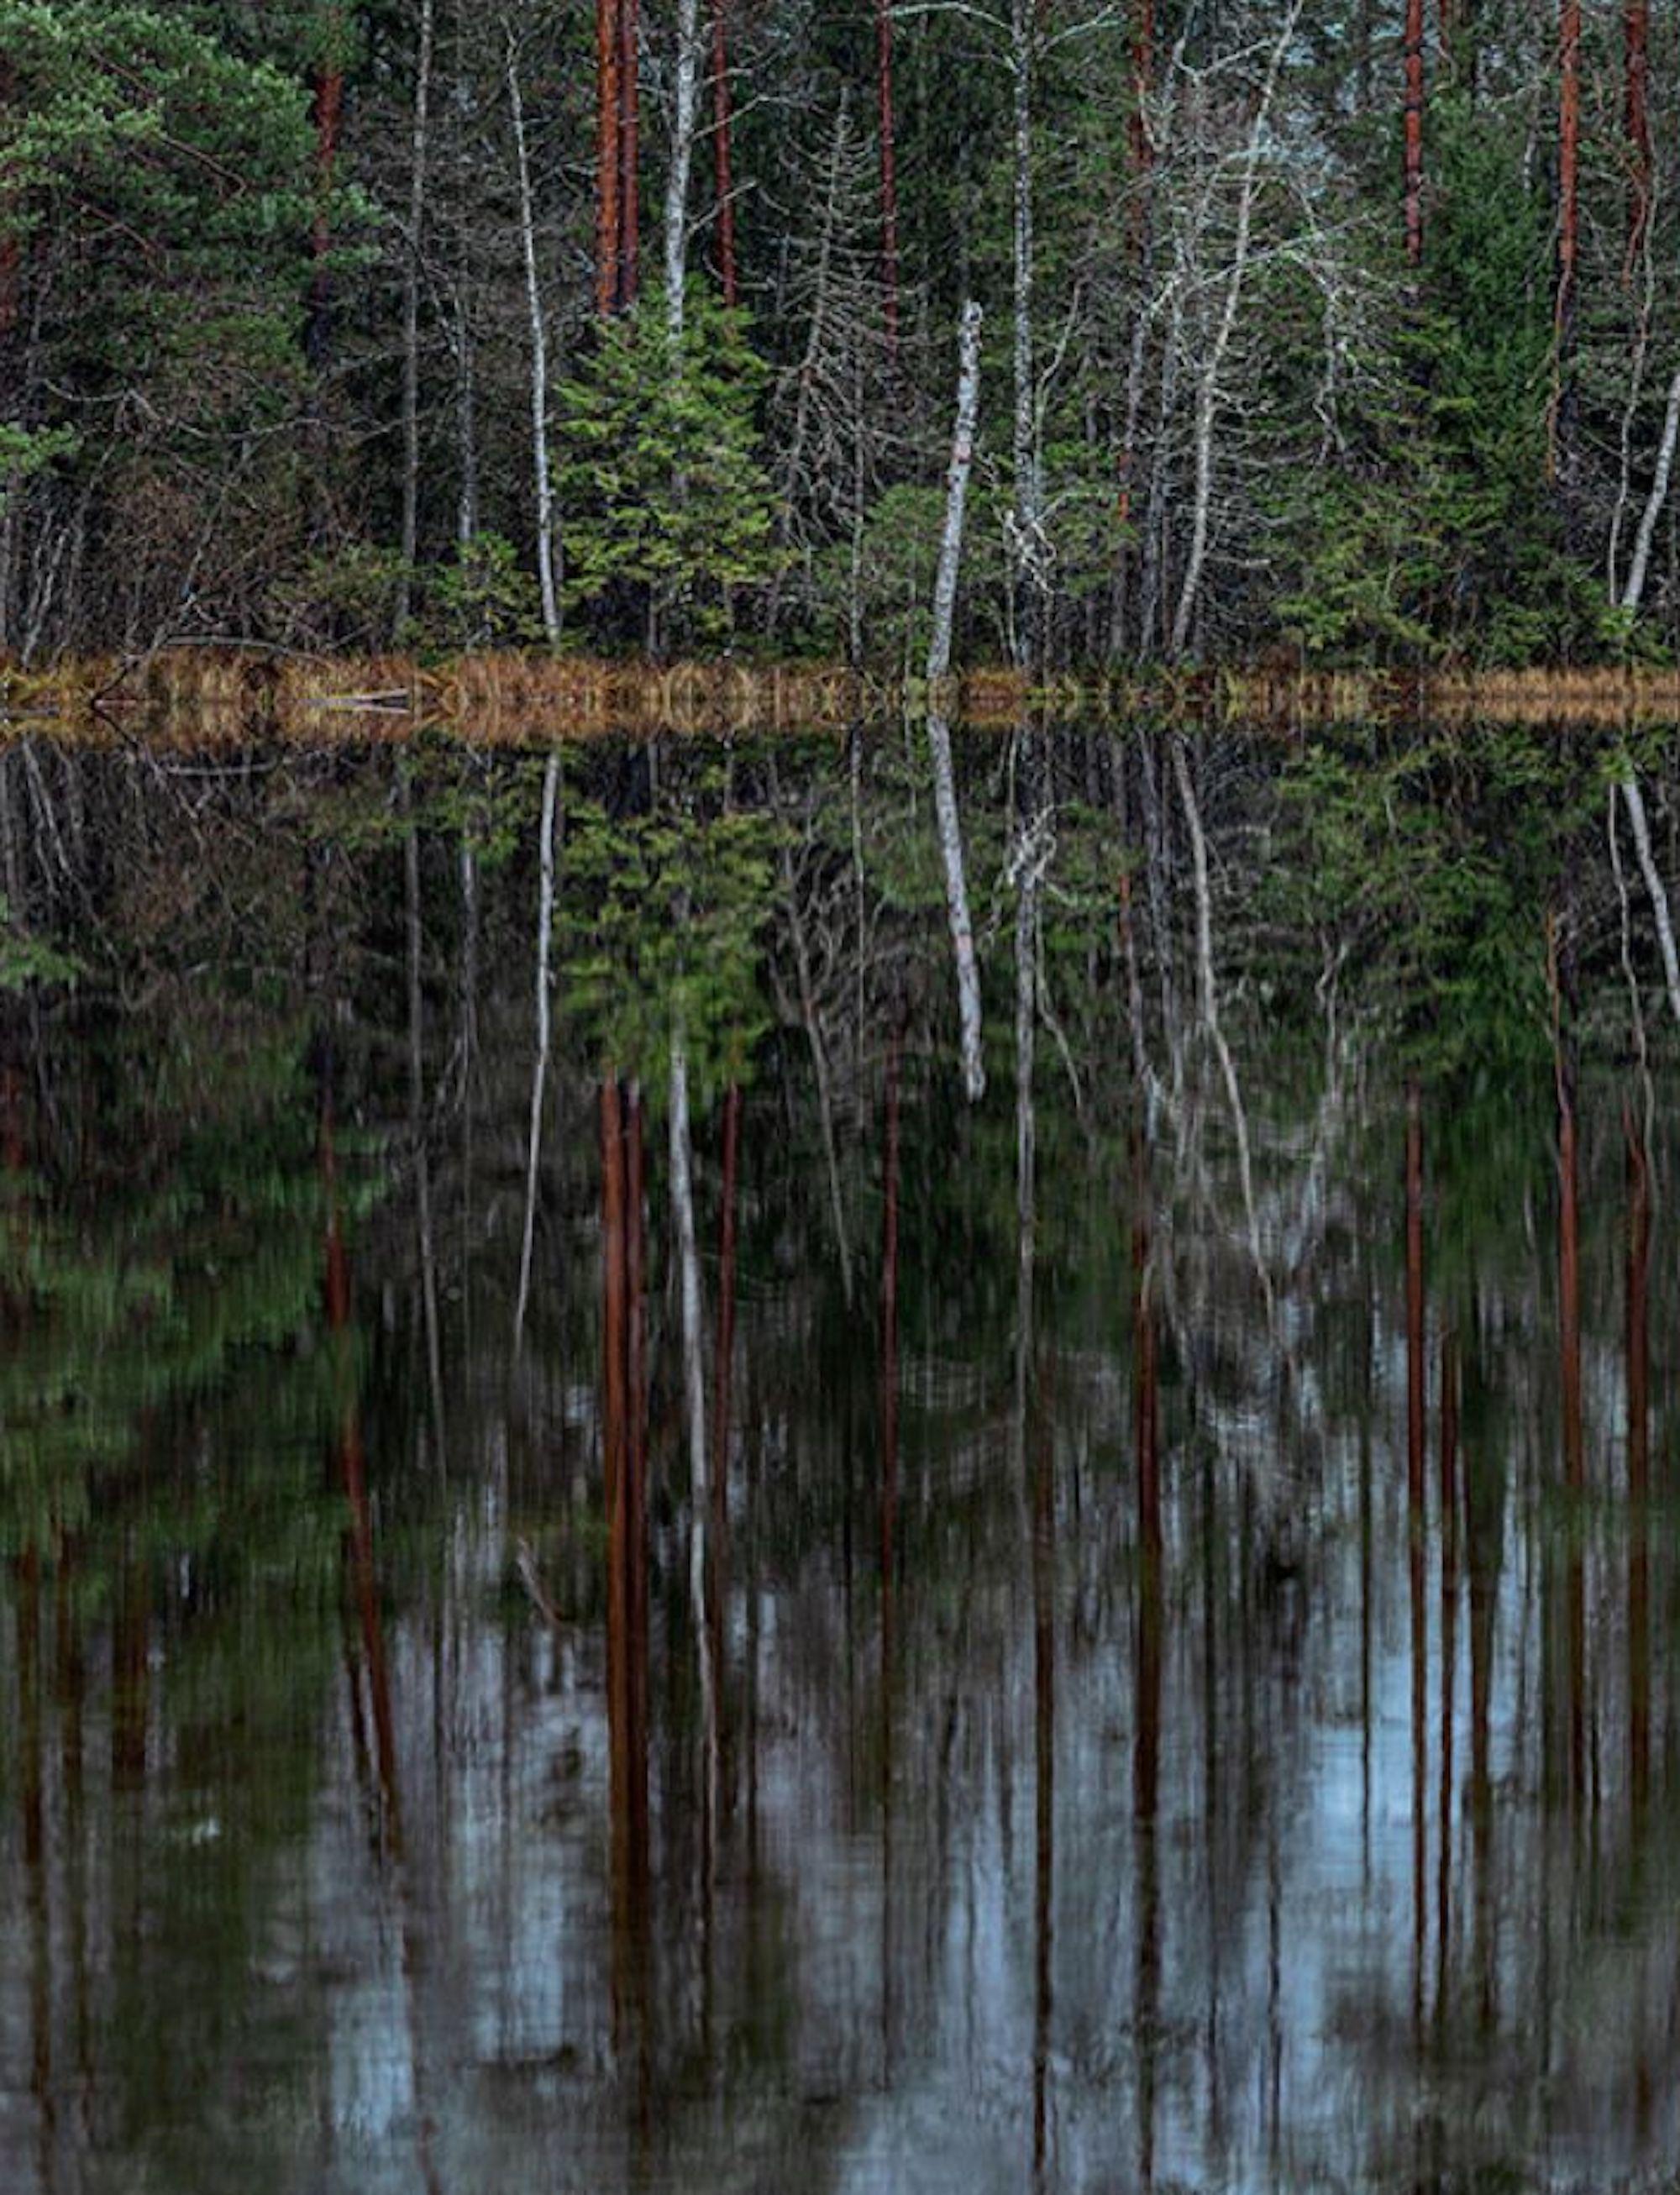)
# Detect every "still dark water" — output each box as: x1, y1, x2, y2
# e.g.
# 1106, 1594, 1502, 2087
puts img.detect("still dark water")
0, 723, 1676, 2192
